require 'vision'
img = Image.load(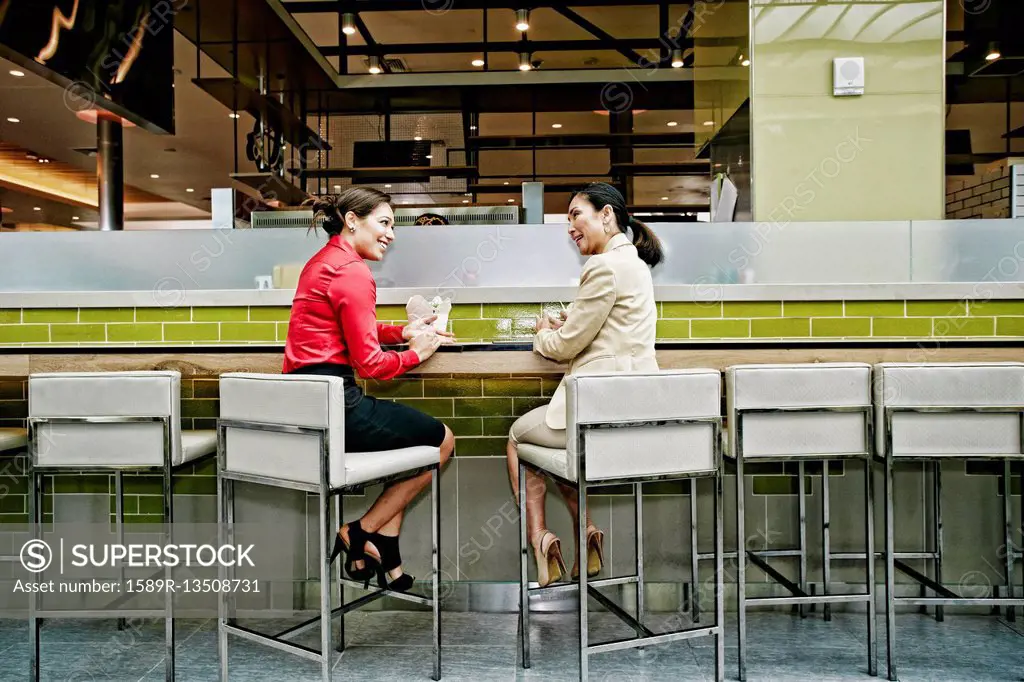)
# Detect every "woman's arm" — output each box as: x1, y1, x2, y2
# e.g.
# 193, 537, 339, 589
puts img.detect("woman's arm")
328, 266, 420, 380
533, 258, 616, 362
